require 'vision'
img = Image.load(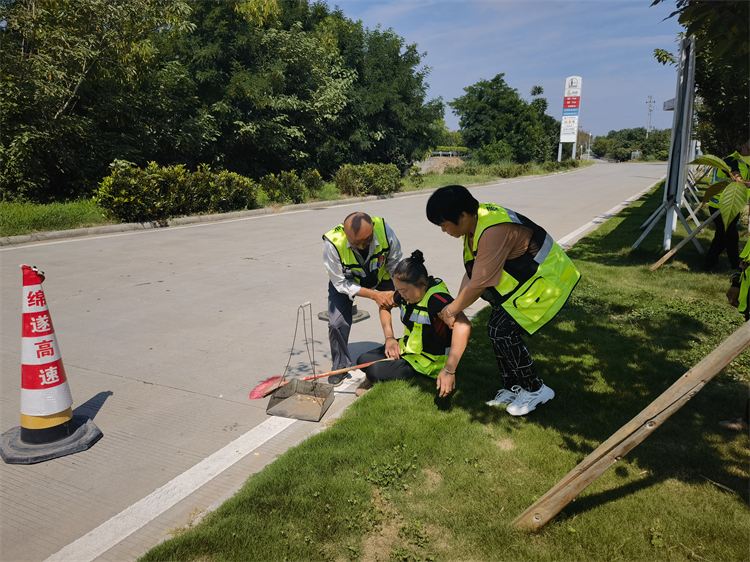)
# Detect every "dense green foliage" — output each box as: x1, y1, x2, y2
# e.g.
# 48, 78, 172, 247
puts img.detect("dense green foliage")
653, 2, 749, 156
1, 0, 443, 202
94, 160, 260, 222
449, 76, 560, 164
652, 0, 749, 75
592, 127, 671, 161
333, 163, 403, 197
